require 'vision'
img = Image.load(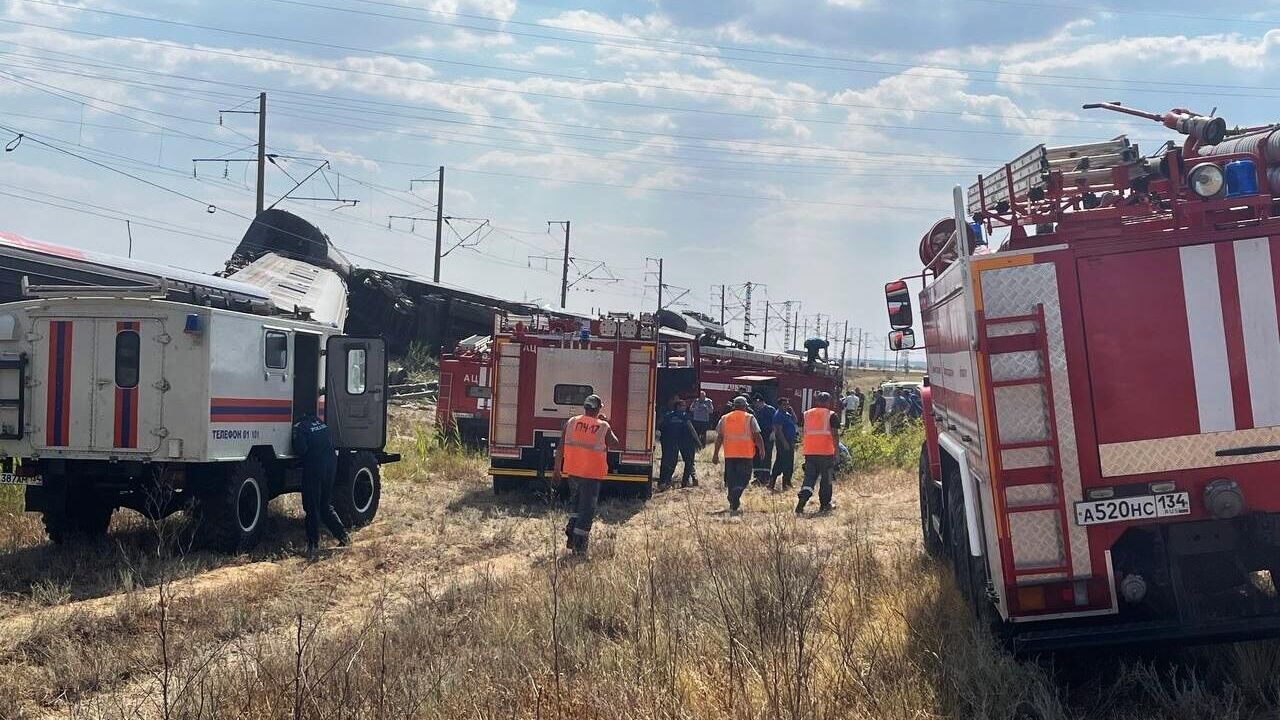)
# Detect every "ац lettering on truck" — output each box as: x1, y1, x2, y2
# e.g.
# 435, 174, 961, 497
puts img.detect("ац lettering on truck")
886, 103, 1280, 652
487, 312, 656, 496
